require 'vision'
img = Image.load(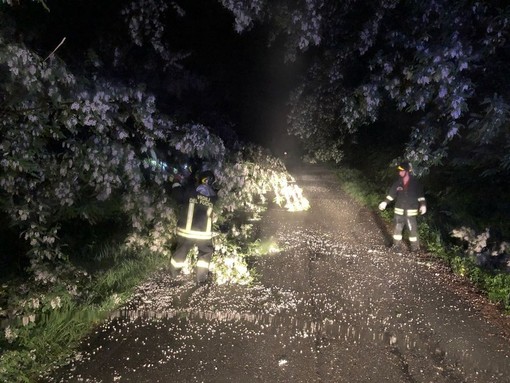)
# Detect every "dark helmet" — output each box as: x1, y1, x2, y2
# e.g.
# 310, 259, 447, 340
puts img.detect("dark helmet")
198, 170, 215, 186
397, 161, 412, 172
